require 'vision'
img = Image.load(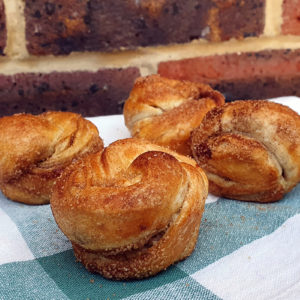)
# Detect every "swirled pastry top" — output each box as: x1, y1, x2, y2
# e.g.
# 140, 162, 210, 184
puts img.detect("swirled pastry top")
0, 111, 103, 204
124, 75, 225, 155
191, 100, 300, 203
51, 138, 208, 279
